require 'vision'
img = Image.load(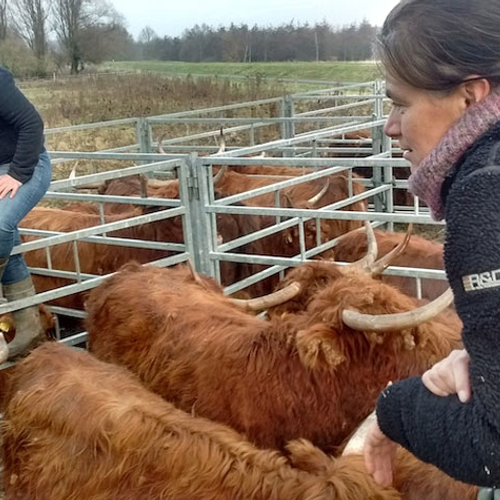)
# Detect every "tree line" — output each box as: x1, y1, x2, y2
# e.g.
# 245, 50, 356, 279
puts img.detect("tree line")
137, 20, 378, 64
0, 0, 378, 77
